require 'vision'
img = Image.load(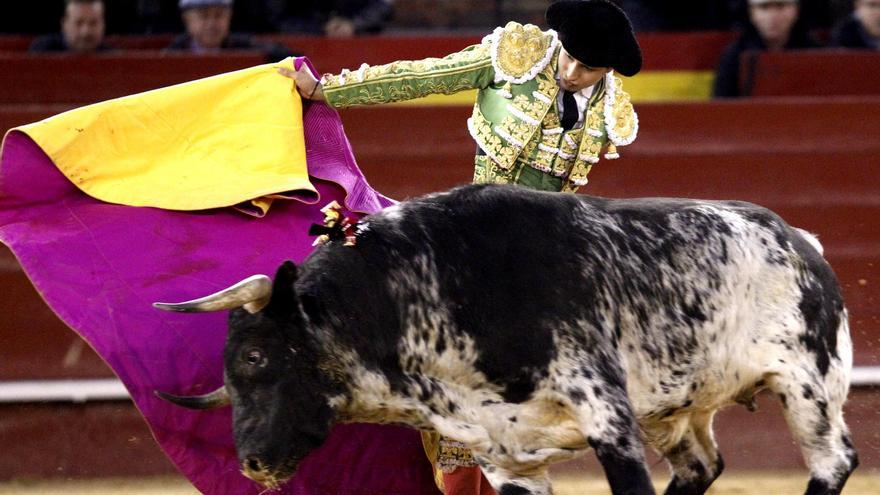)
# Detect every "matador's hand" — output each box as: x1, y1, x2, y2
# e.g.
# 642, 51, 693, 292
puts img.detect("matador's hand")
277, 62, 325, 102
